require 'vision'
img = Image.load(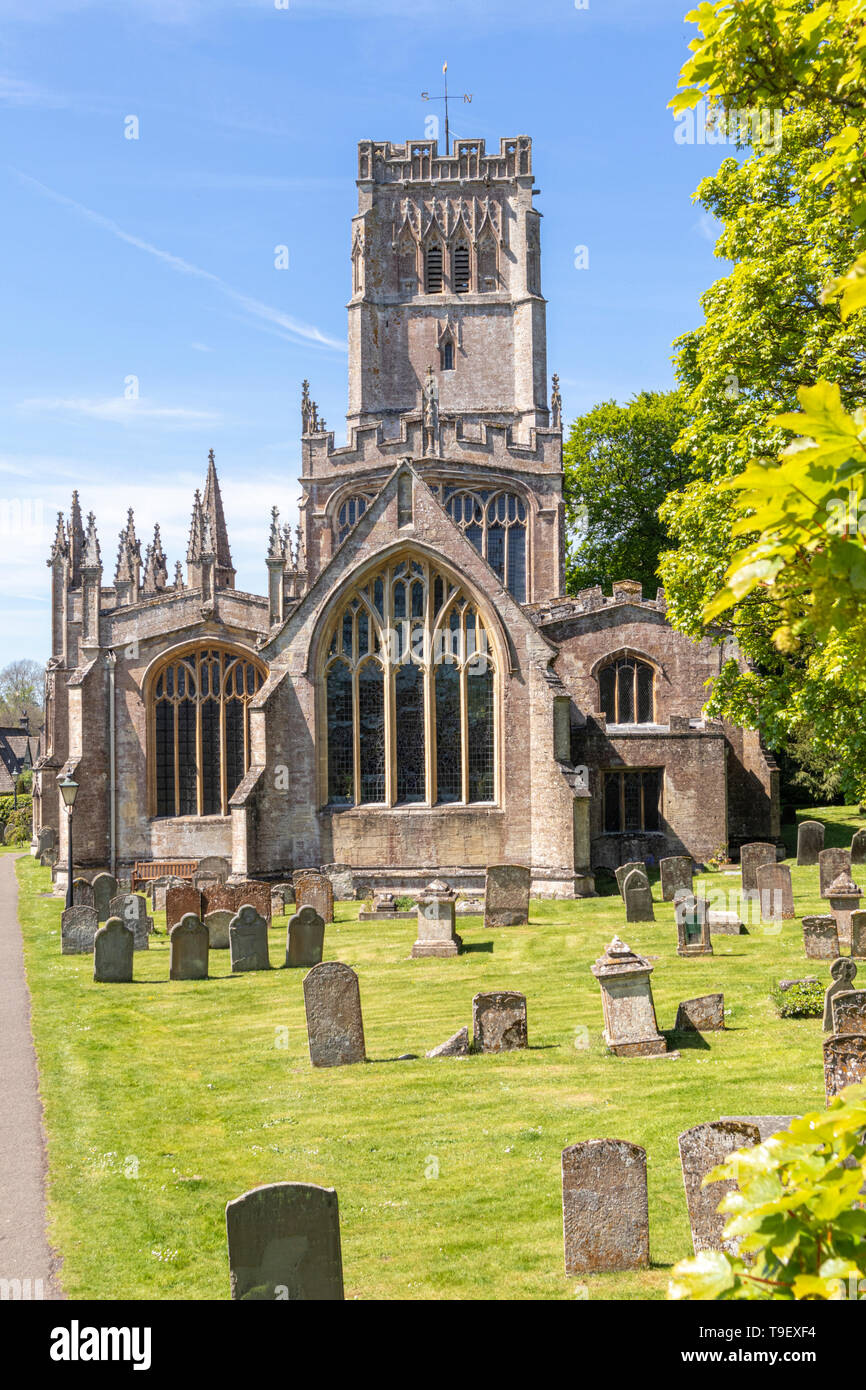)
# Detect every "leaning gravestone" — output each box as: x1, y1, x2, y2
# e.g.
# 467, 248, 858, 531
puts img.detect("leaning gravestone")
561, 1140, 649, 1275
426, 1027, 470, 1059
852, 910, 866, 959
108, 893, 151, 950
797, 819, 824, 866
72, 877, 94, 908
756, 862, 795, 923
851, 830, 866, 867
205, 909, 233, 950
303, 962, 366, 1067
820, 848, 852, 898
226, 1182, 344, 1301
615, 861, 644, 899
824, 1034, 866, 1101
286, 905, 325, 968
166, 884, 203, 931
61, 905, 99, 955
91, 872, 118, 923
472, 991, 528, 1053
170, 913, 209, 981
483, 864, 531, 928
678, 1120, 760, 1255
803, 915, 840, 960
822, 957, 857, 1031
294, 872, 334, 925
675, 994, 724, 1032
623, 868, 655, 923
229, 905, 270, 972
93, 917, 134, 983
831, 989, 866, 1037
740, 842, 776, 894
659, 856, 693, 902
